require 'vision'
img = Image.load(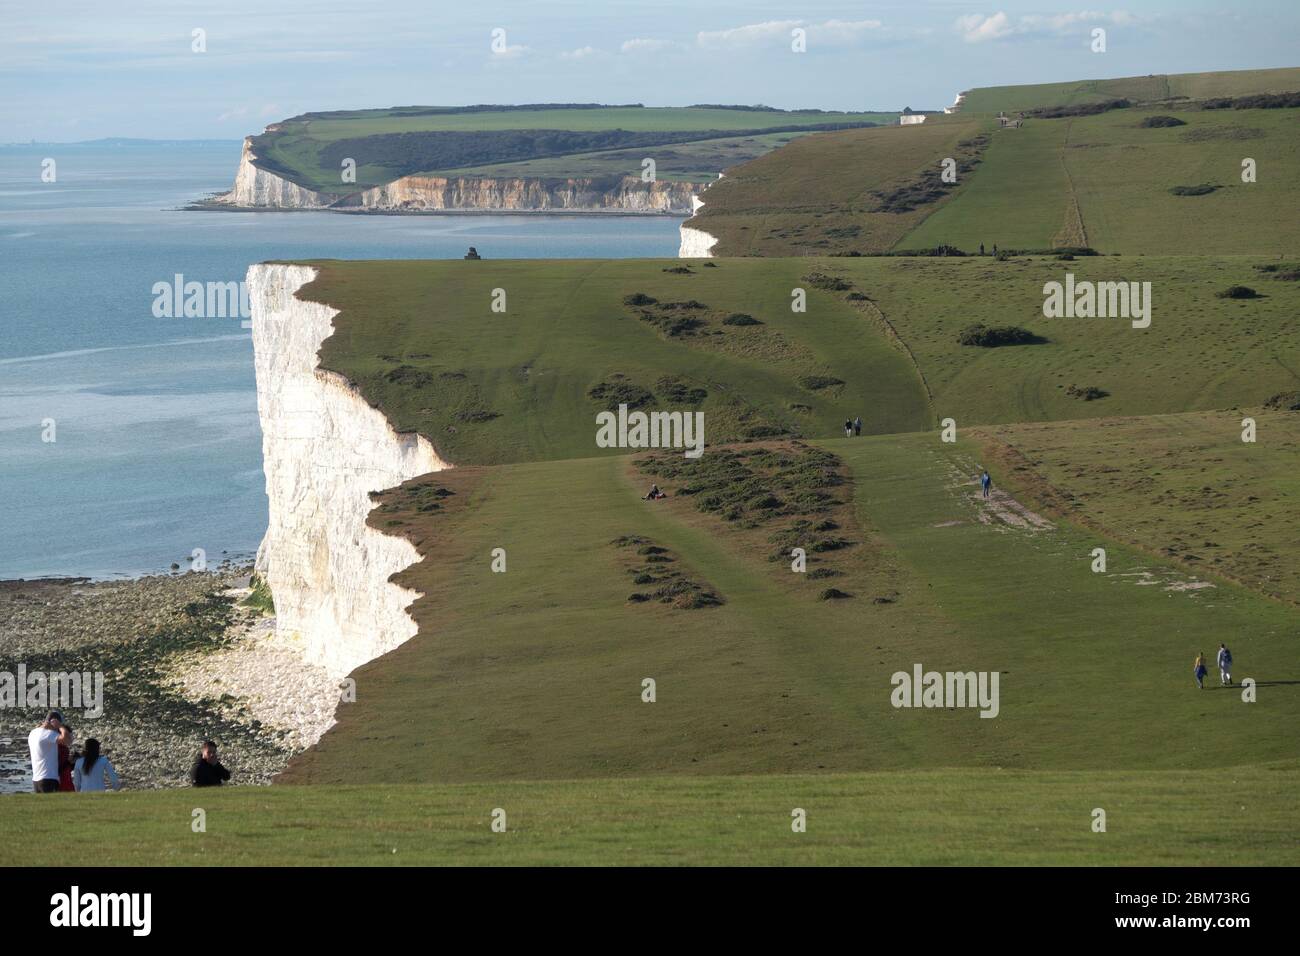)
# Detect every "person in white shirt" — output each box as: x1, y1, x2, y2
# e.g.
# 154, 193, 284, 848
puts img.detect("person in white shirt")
1217, 643, 1234, 686
28, 710, 69, 793
73, 738, 121, 792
